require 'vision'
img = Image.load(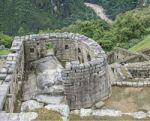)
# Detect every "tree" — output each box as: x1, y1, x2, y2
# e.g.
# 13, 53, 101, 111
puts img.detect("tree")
0, 32, 12, 48
17, 27, 26, 36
